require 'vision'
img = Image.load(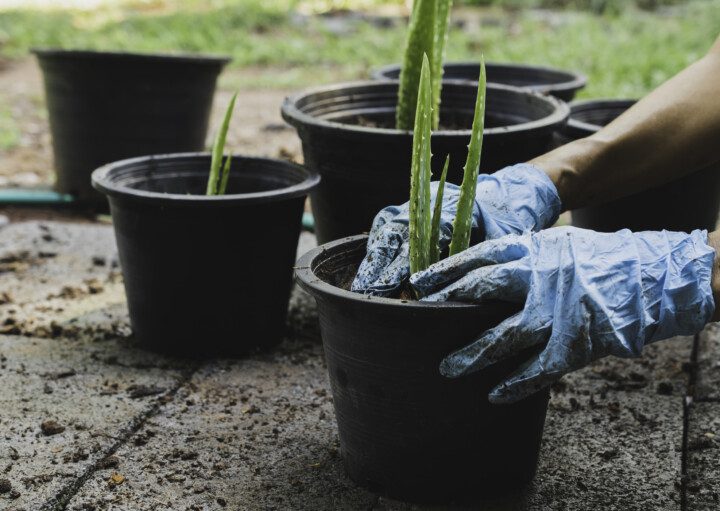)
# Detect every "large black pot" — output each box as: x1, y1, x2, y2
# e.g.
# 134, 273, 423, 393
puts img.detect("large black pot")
560, 99, 720, 232
282, 81, 569, 244
372, 61, 587, 101
295, 235, 550, 504
35, 49, 230, 203
92, 153, 319, 356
